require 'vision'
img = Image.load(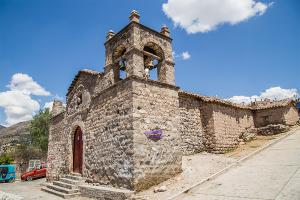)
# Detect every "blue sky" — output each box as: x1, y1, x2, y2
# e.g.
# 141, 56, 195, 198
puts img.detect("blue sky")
0, 0, 299, 126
